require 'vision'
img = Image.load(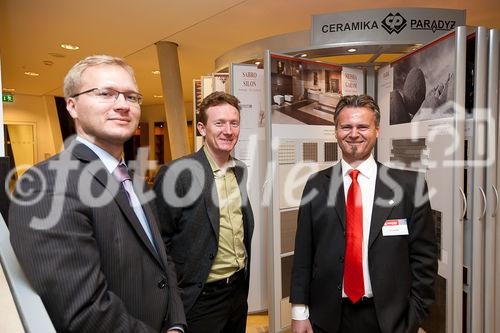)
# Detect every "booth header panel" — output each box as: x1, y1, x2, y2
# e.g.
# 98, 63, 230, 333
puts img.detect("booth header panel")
311, 8, 465, 46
